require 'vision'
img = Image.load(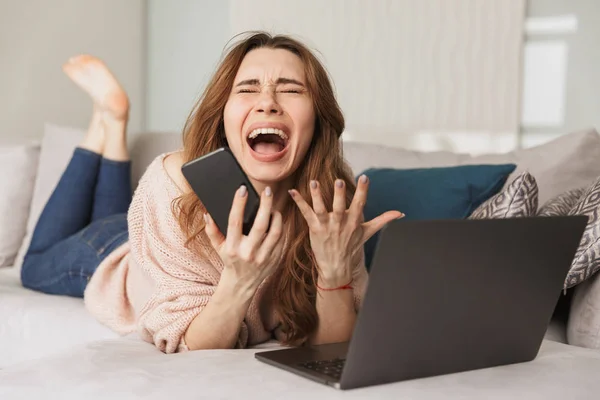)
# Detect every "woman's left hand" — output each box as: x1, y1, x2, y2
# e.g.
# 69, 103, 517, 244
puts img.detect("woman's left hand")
288, 175, 404, 288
